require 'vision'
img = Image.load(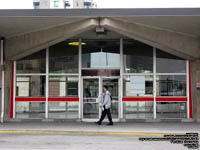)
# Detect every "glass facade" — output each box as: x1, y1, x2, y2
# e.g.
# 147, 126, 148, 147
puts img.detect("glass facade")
156, 75, 186, 96
123, 75, 153, 97
14, 37, 189, 120
16, 102, 45, 119
49, 76, 78, 97
123, 39, 153, 73
49, 40, 79, 74
123, 102, 153, 119
156, 102, 187, 118
16, 76, 46, 97
16, 50, 46, 74
48, 102, 78, 119
82, 40, 120, 69
156, 49, 186, 73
